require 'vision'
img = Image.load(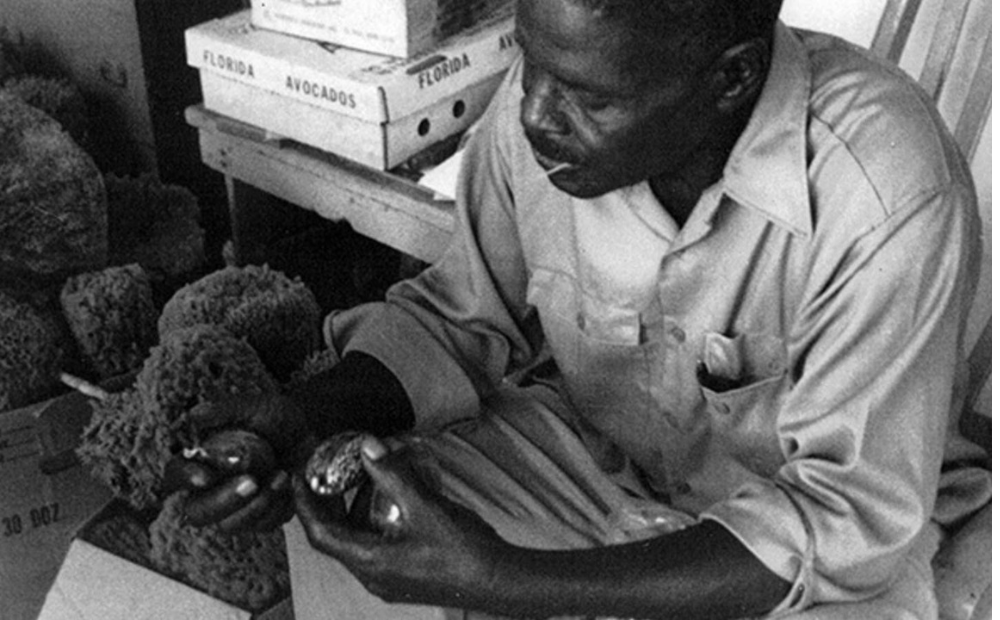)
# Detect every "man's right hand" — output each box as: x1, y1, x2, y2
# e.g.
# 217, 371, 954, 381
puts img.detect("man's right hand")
159, 352, 416, 533
161, 394, 317, 533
